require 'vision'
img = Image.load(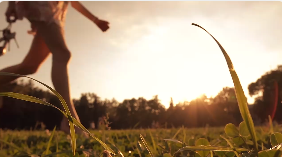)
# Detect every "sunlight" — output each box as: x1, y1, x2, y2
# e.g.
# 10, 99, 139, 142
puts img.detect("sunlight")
112, 21, 237, 108
156, 70, 226, 107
